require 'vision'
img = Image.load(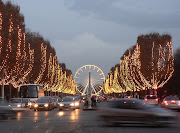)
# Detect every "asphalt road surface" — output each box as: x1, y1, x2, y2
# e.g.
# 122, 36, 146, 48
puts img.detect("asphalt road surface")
0, 103, 180, 133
